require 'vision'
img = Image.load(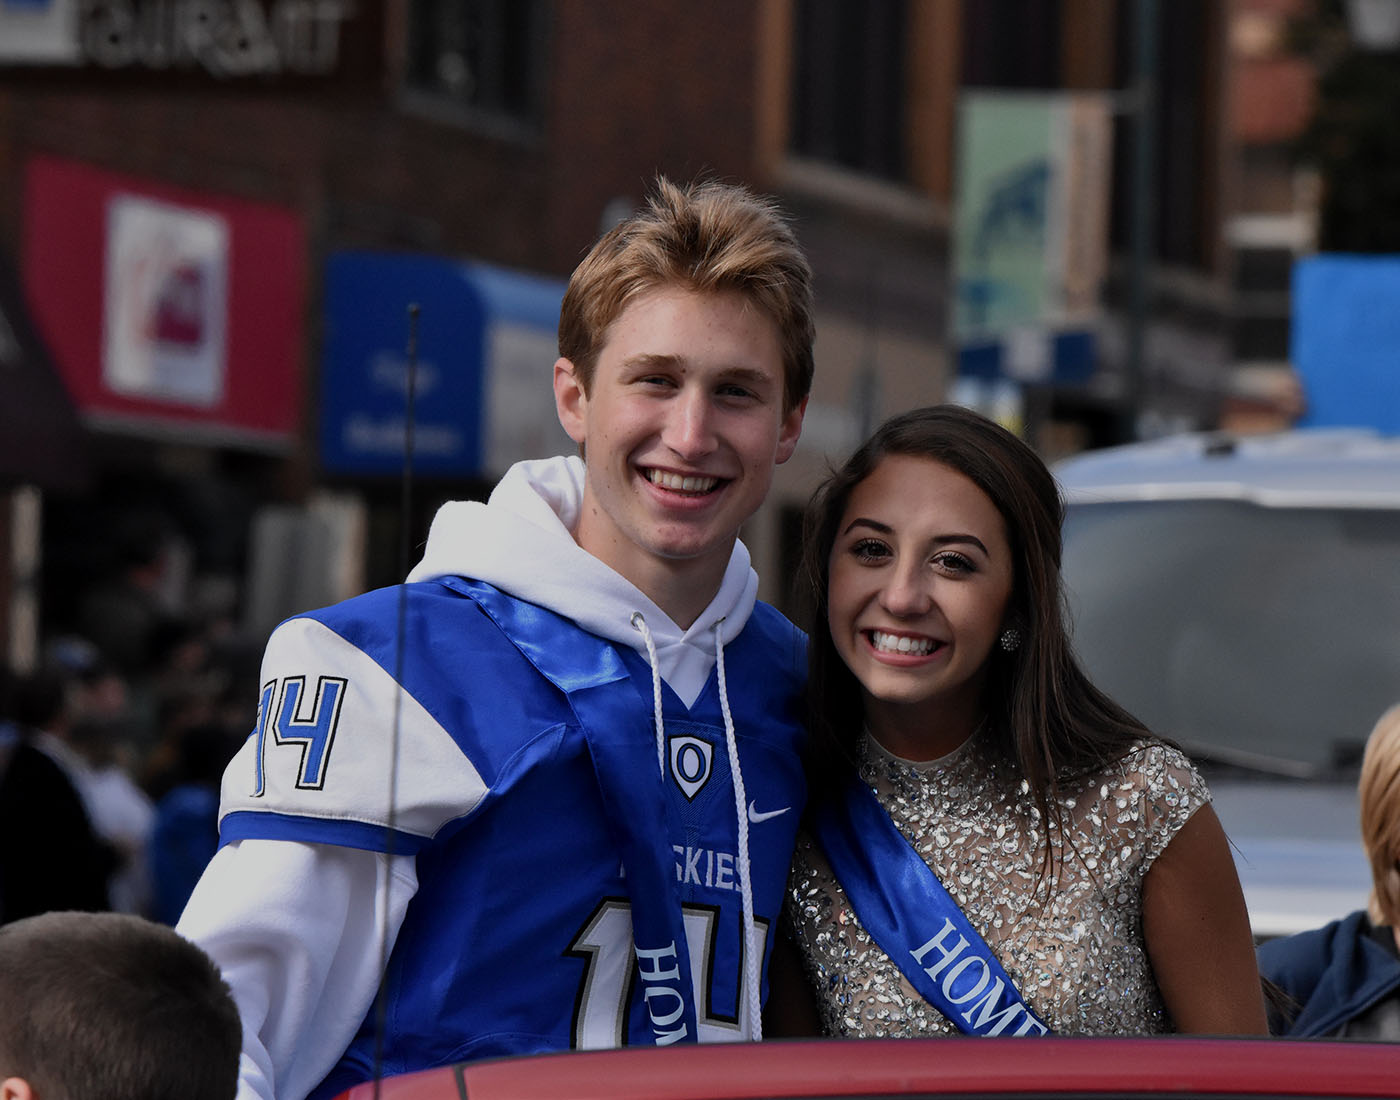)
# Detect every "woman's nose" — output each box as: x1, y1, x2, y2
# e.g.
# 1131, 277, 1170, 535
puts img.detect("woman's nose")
879, 563, 931, 617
